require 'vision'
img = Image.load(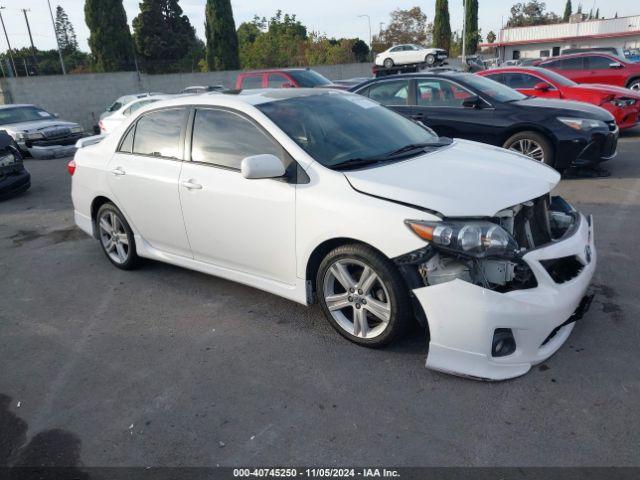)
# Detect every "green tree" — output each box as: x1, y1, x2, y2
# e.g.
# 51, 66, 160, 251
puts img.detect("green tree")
374, 7, 429, 46
205, 0, 240, 71
507, 1, 560, 27
486, 30, 496, 43
562, 0, 572, 21
464, 0, 479, 55
351, 39, 370, 62
85, 0, 134, 71
132, 0, 200, 73
433, 0, 452, 52
595, 8, 600, 19
55, 6, 78, 54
